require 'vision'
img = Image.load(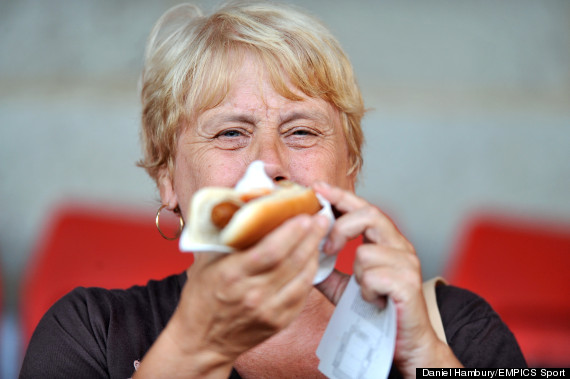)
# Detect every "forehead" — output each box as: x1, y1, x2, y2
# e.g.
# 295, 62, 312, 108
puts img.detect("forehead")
223, 57, 306, 108
189, 50, 325, 118
218, 54, 339, 115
